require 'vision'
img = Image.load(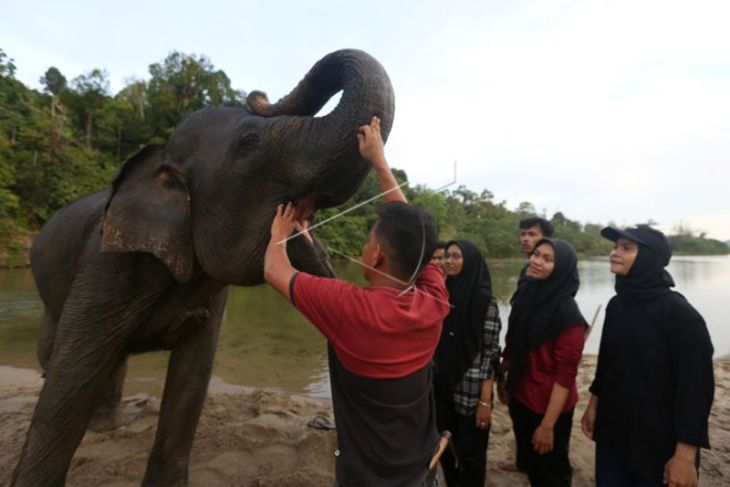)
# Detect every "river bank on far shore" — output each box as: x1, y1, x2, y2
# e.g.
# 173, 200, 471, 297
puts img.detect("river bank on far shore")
2, 230, 728, 269
2, 356, 729, 486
